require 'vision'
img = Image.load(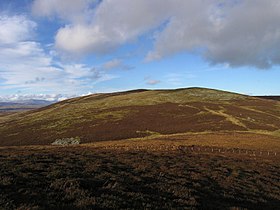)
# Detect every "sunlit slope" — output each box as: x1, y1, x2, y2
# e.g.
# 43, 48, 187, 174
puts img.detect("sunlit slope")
1, 87, 280, 146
